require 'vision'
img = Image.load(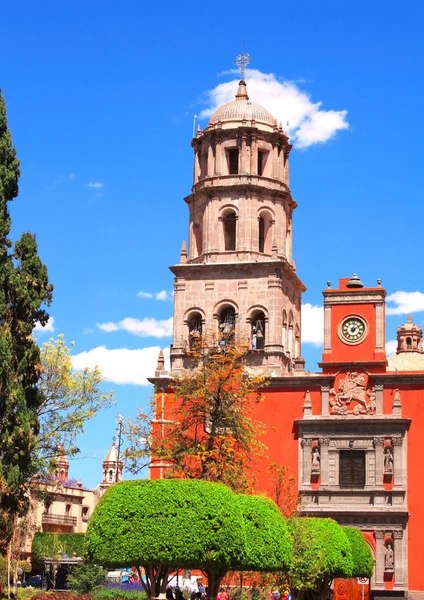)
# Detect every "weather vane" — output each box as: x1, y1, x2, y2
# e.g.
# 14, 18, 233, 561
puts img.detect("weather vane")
234, 51, 251, 82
